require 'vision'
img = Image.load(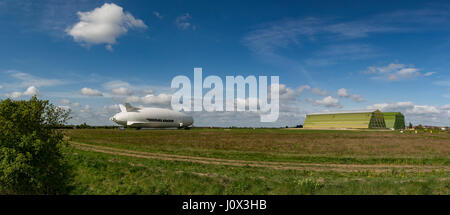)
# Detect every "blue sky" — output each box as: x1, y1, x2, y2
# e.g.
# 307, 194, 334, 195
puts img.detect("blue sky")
1, 0, 450, 126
